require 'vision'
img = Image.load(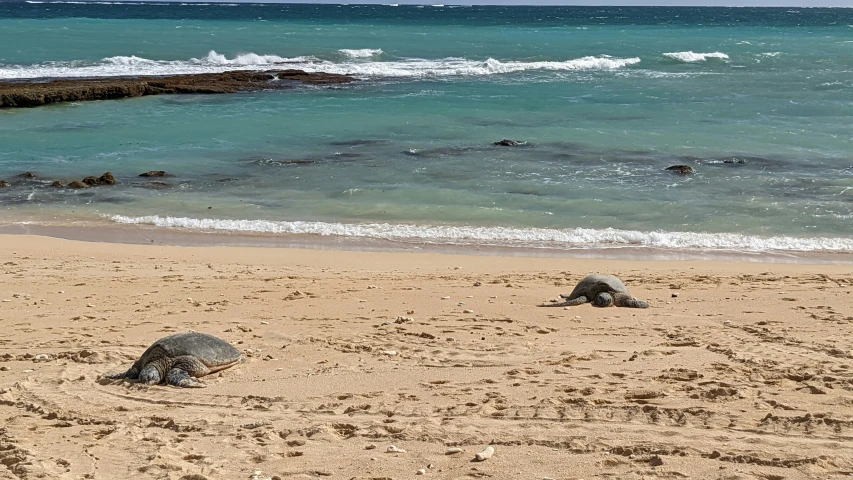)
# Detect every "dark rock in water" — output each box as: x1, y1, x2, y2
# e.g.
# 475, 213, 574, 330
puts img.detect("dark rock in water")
722, 158, 748, 165
99, 172, 117, 185
216, 178, 238, 183
16, 172, 38, 179
82, 172, 117, 186
0, 180, 9, 188
67, 180, 91, 189
139, 171, 168, 177
665, 165, 694, 174
0, 69, 355, 109
51, 181, 65, 188
494, 139, 526, 147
